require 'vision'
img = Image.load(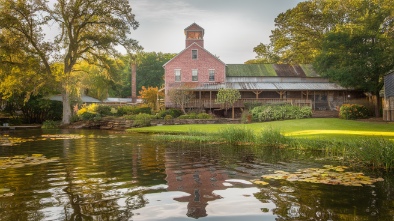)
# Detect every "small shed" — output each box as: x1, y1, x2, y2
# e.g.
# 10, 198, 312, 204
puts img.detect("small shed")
383, 71, 394, 121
